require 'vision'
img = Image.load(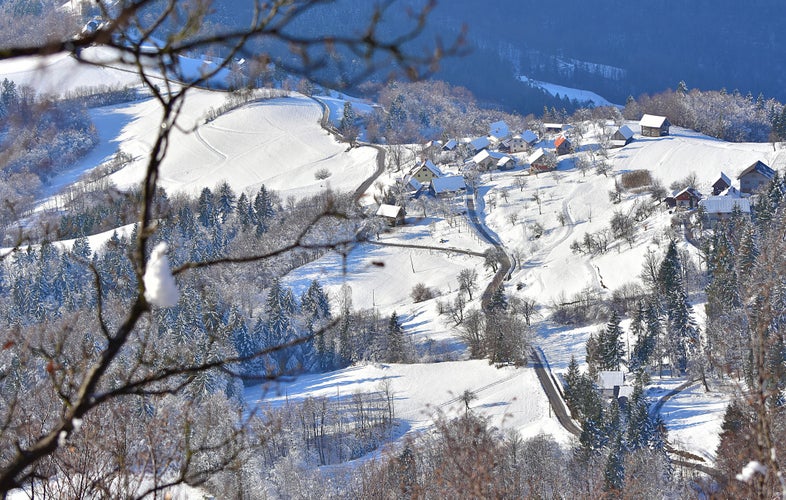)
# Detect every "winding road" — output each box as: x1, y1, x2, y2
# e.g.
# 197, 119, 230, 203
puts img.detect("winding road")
464, 185, 581, 437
